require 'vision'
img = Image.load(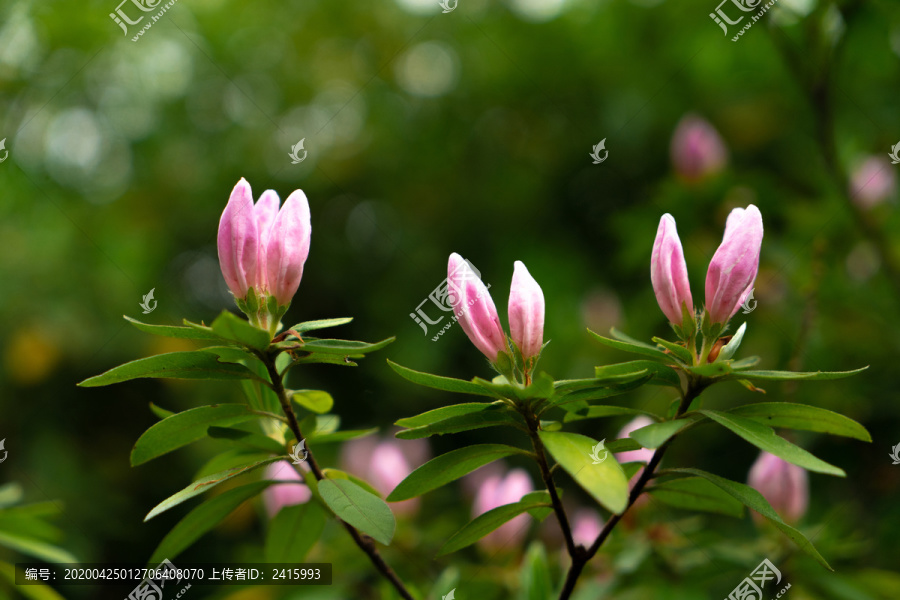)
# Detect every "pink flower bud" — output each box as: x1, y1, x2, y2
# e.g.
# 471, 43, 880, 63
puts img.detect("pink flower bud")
217, 178, 260, 300
508, 261, 545, 361
448, 253, 507, 363
265, 189, 312, 306
850, 156, 897, 209
704, 204, 764, 325
473, 468, 533, 551
670, 115, 728, 182
571, 509, 602, 548
651, 214, 693, 326
262, 460, 311, 517
747, 451, 808, 524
